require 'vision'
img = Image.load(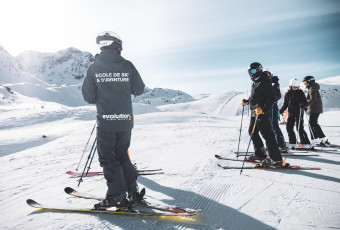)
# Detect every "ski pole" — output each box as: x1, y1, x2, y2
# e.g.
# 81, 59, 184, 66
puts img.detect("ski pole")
240, 114, 259, 175
304, 112, 315, 140
78, 137, 97, 187
85, 140, 97, 176
75, 121, 97, 171
236, 105, 245, 157
296, 108, 302, 144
